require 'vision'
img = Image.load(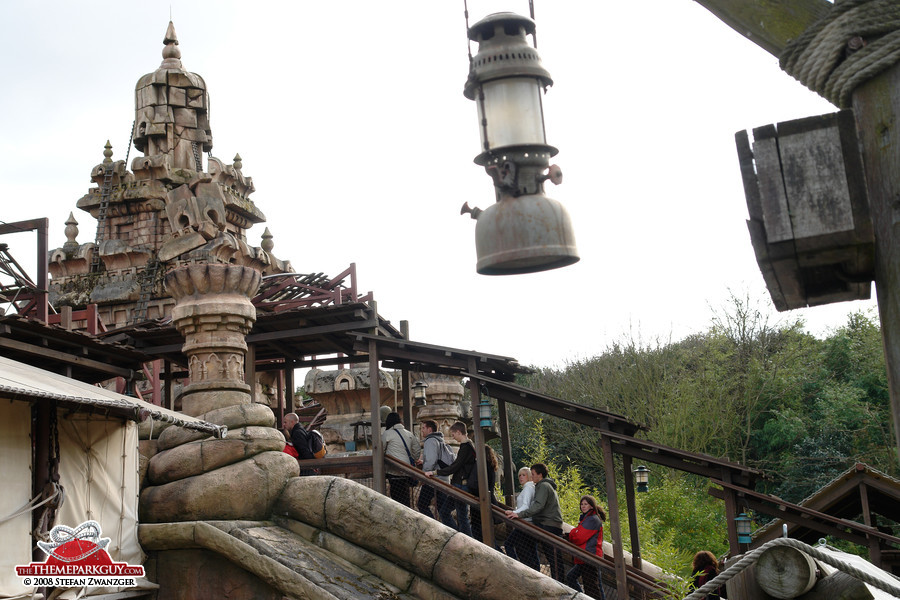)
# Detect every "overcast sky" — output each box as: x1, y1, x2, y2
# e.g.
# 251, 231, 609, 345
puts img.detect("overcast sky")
0, 0, 874, 368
